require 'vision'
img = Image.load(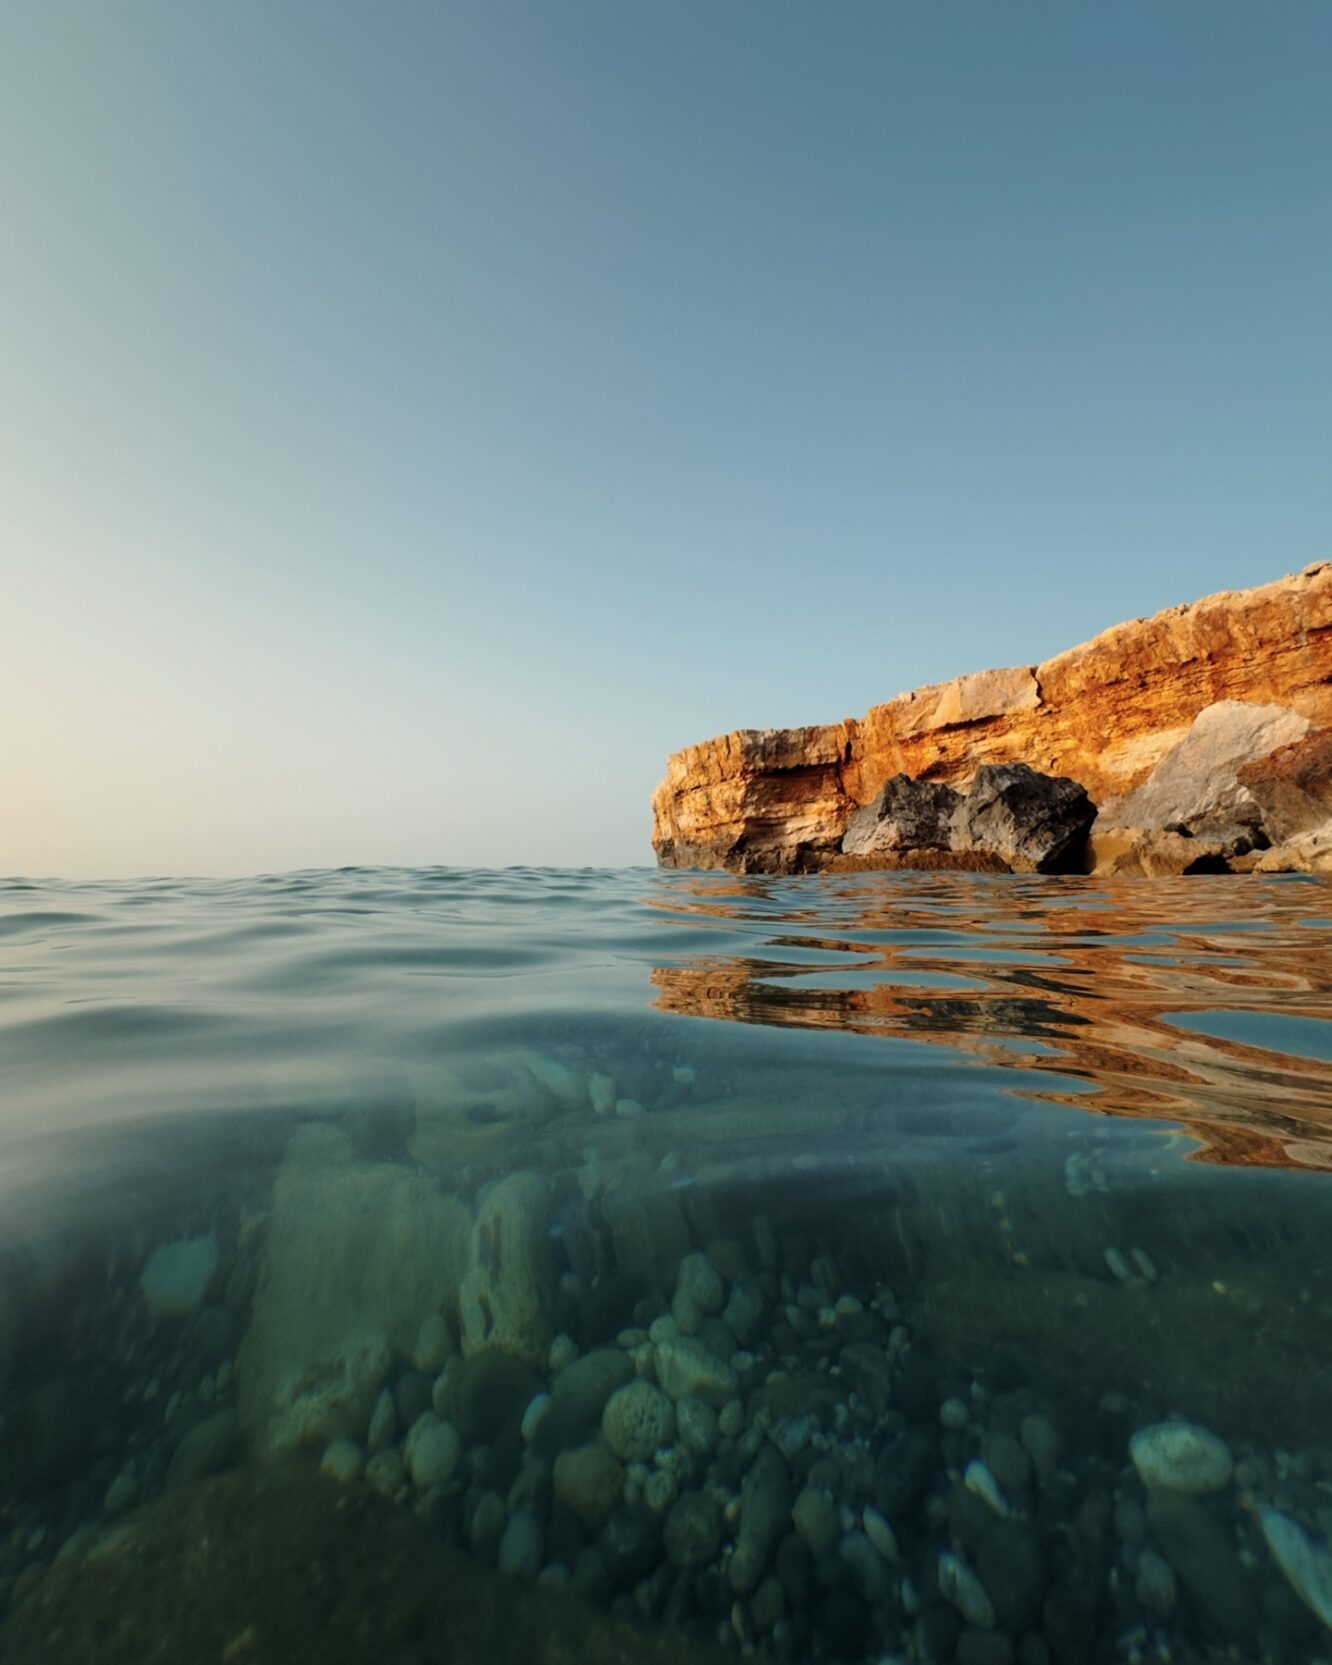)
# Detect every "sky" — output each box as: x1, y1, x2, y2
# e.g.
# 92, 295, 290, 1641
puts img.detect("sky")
3, 3, 1330, 876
